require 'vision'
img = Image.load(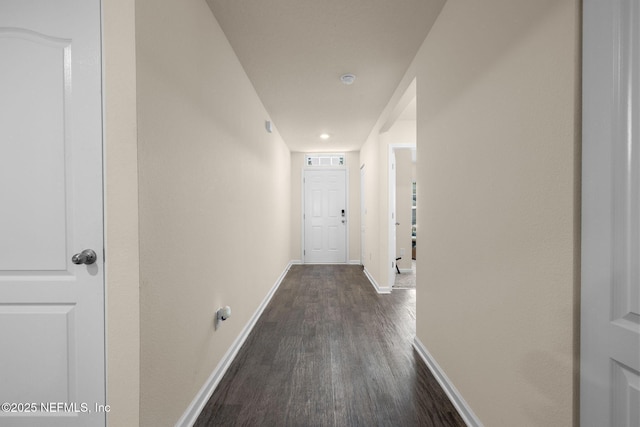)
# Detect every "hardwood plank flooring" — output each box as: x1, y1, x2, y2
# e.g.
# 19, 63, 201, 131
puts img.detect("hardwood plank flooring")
195, 265, 465, 427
